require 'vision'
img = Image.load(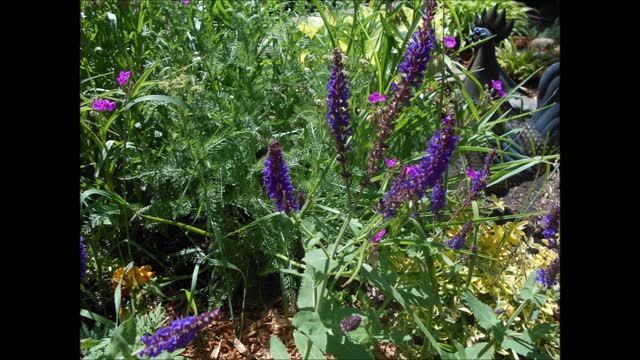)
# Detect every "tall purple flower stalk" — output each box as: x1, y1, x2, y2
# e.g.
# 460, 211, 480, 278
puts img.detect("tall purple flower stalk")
378, 111, 457, 218
326, 48, 352, 178
468, 149, 497, 199
542, 202, 560, 251
139, 308, 221, 358
366, 0, 437, 181
263, 139, 300, 214
445, 221, 472, 250
80, 236, 88, 280
536, 257, 560, 289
